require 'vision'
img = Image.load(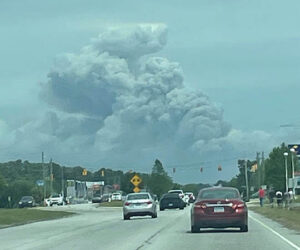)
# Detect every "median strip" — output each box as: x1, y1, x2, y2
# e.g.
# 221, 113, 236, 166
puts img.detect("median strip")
0, 208, 74, 229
